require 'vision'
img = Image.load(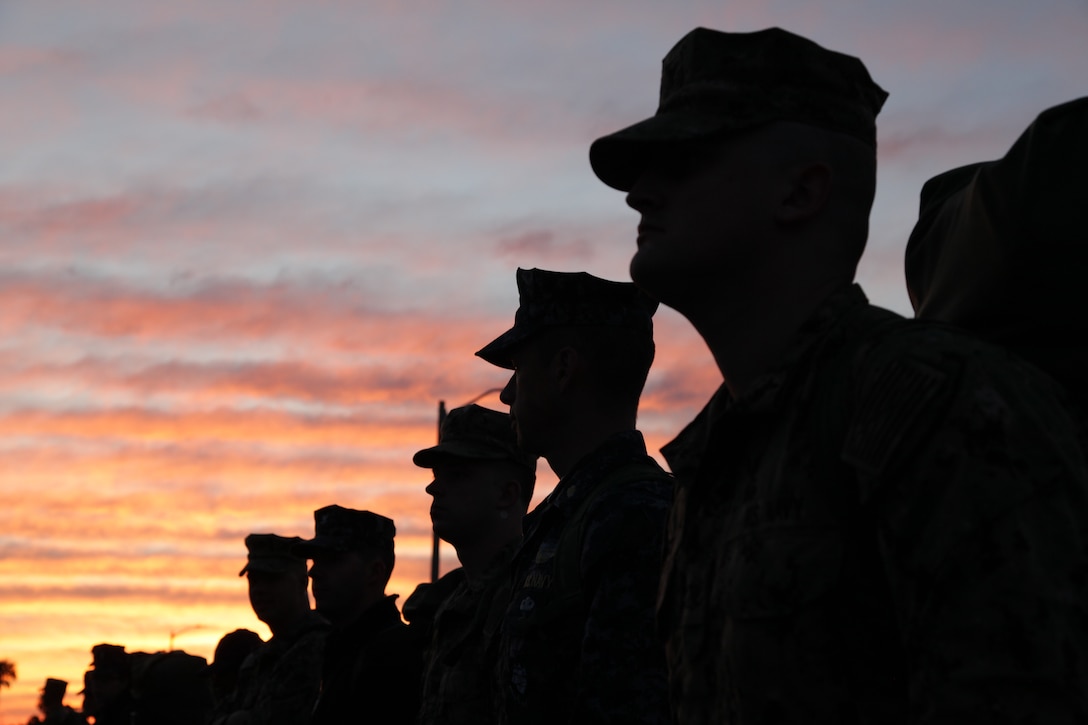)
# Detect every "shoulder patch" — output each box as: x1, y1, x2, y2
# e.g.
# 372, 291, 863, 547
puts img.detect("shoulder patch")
843, 357, 950, 476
